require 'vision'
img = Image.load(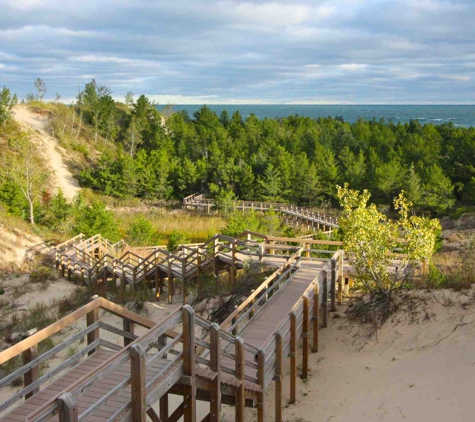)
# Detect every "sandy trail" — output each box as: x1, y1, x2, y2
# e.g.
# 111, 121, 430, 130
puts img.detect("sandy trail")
13, 106, 80, 200
221, 289, 475, 422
